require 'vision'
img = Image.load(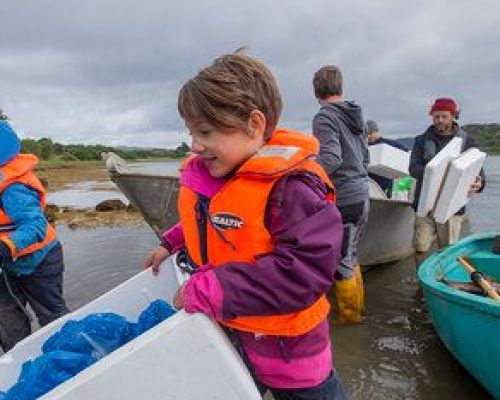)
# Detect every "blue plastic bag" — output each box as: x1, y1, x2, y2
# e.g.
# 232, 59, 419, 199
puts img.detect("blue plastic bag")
3, 300, 176, 398
2, 351, 94, 400
136, 299, 176, 335
43, 313, 136, 359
